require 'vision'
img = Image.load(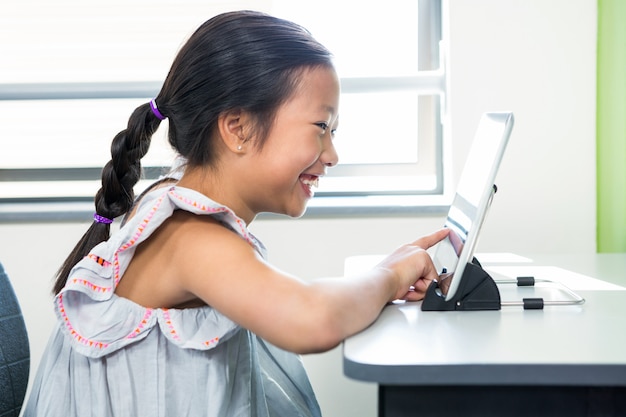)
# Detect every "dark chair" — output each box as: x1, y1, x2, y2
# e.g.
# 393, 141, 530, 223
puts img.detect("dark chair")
0, 262, 30, 417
